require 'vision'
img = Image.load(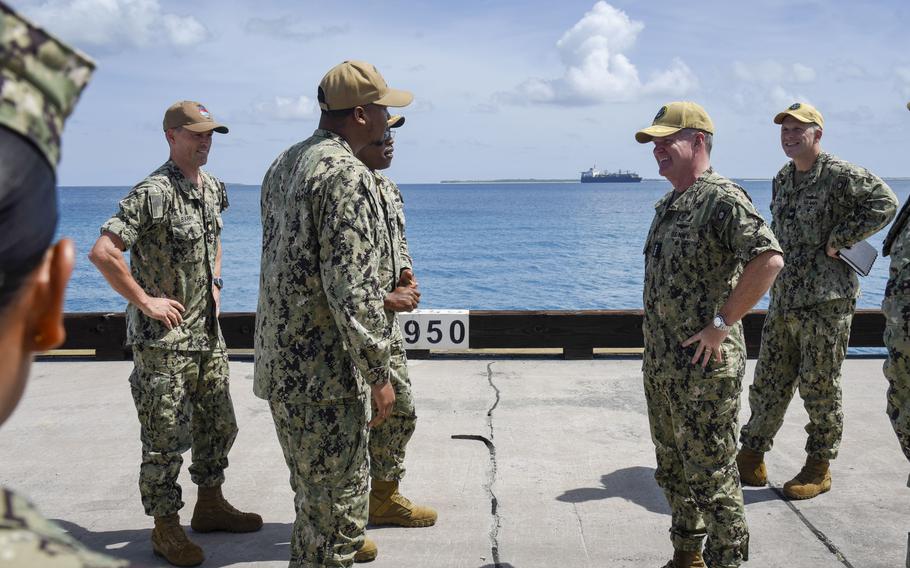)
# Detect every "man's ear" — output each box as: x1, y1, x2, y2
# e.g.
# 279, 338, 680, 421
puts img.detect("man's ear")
353, 106, 368, 126
27, 239, 75, 352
